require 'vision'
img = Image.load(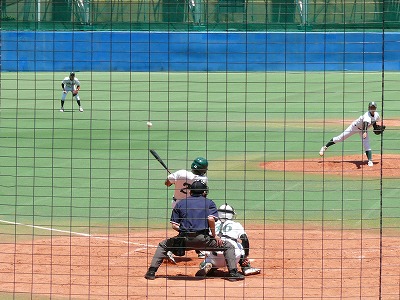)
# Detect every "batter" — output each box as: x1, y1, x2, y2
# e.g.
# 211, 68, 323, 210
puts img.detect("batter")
165, 157, 208, 260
